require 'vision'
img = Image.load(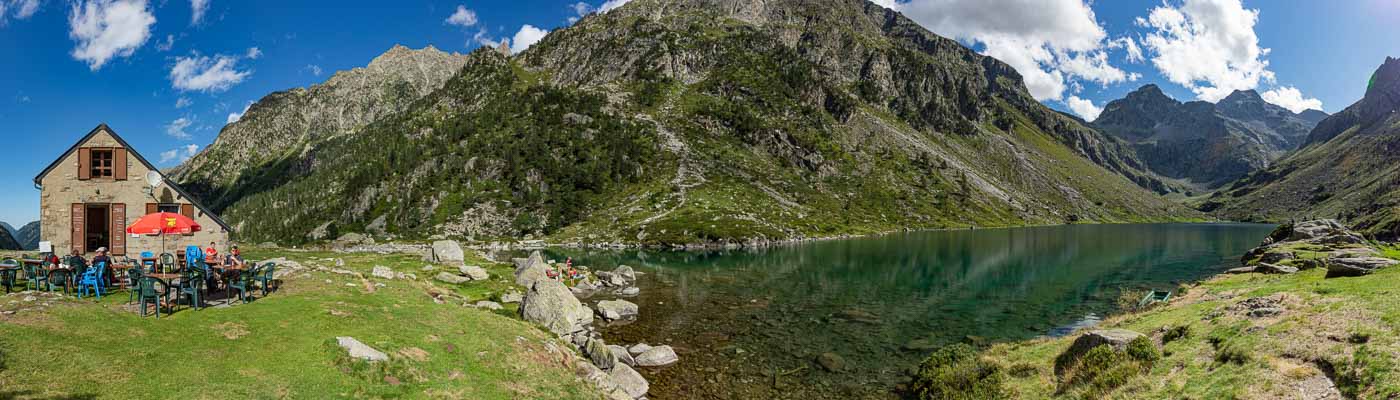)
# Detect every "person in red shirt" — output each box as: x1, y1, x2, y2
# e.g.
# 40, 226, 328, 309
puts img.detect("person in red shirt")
204, 242, 219, 264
